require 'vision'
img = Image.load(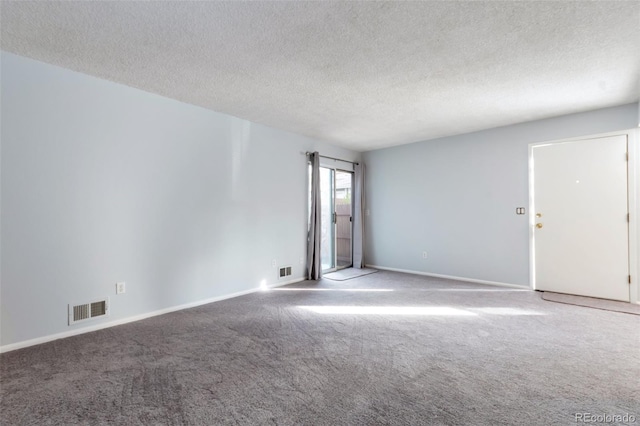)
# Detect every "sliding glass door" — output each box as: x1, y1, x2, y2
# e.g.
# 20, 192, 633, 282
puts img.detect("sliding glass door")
320, 167, 335, 271
335, 170, 353, 269
319, 167, 353, 273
